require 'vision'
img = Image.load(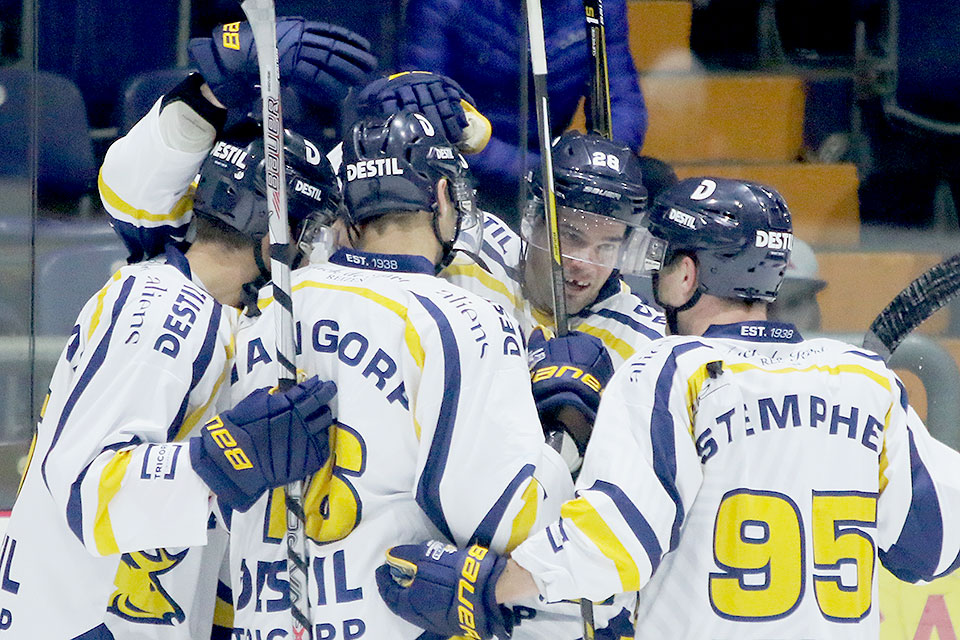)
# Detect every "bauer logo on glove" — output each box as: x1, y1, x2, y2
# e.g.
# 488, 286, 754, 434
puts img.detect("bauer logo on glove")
375, 540, 512, 640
